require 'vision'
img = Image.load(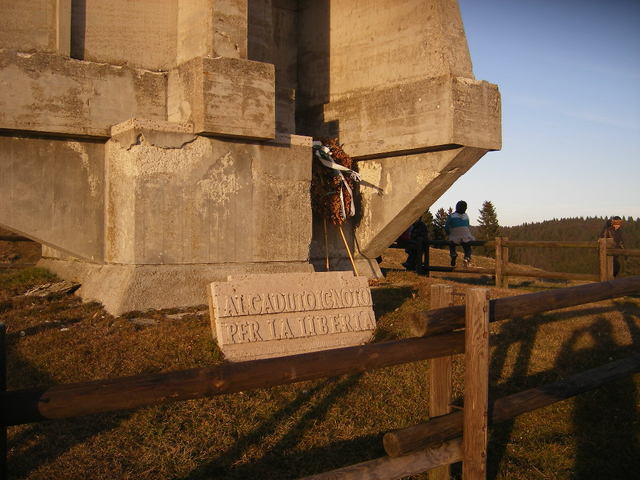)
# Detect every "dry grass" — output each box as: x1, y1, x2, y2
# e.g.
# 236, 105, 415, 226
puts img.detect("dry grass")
2, 251, 640, 480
